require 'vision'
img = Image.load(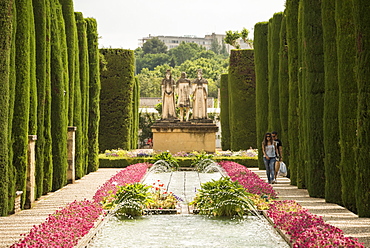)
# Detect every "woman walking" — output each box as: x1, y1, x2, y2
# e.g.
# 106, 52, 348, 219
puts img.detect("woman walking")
262, 132, 278, 184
